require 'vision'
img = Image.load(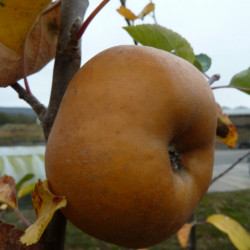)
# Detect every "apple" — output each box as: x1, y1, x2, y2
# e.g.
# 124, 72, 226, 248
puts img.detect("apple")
45, 45, 217, 248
